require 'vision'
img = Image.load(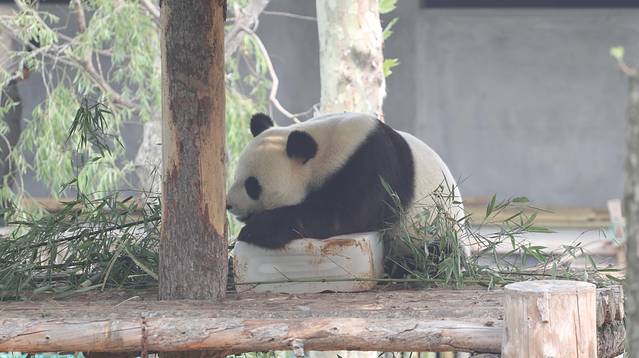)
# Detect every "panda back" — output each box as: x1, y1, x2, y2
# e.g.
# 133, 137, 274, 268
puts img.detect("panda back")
301, 113, 379, 189
398, 130, 465, 221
